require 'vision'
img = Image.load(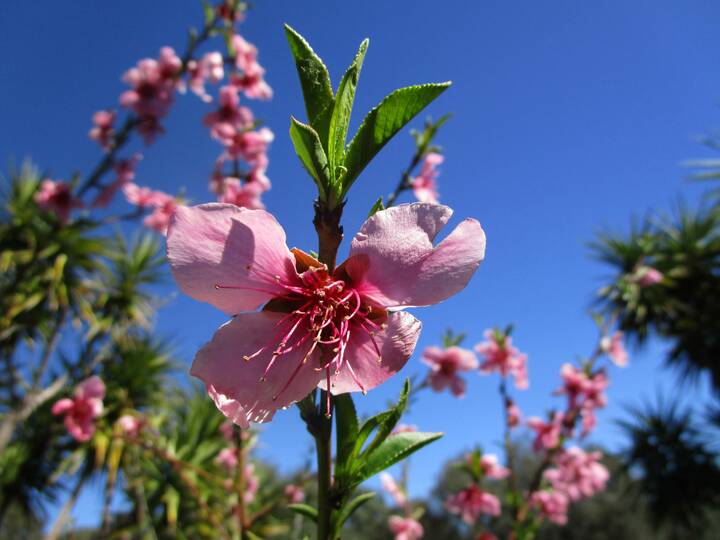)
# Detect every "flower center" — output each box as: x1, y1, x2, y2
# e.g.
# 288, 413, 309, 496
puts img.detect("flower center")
215, 262, 386, 409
